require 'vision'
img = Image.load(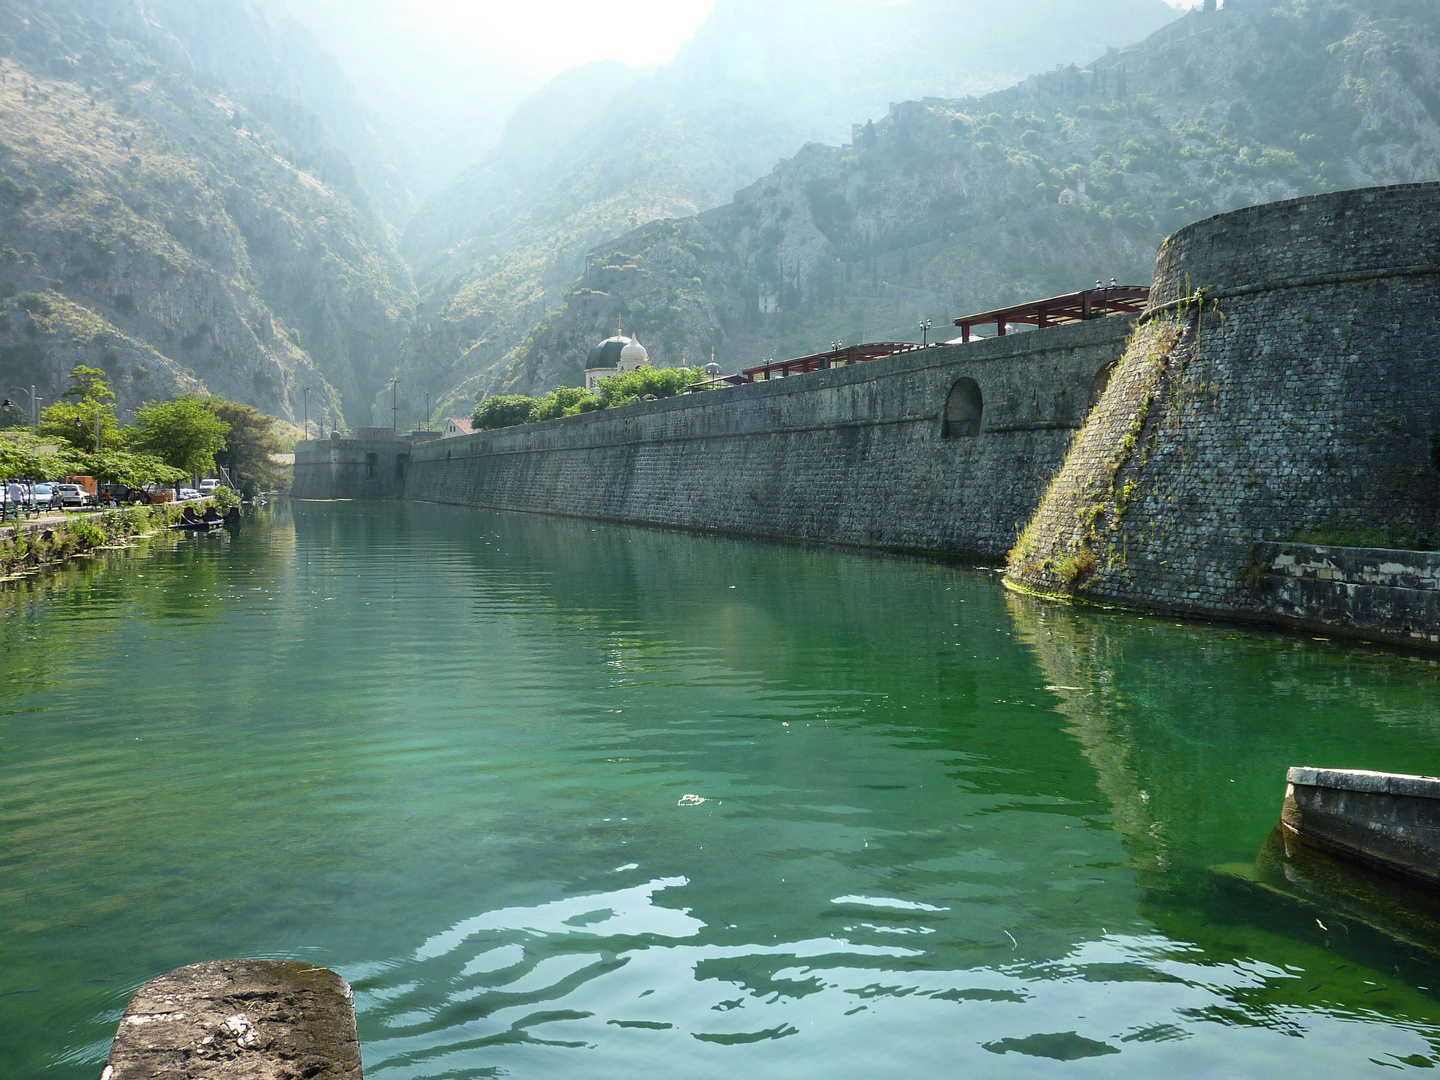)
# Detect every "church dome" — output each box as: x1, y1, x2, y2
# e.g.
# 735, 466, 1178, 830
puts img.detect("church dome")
587, 335, 633, 369
620, 335, 649, 367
